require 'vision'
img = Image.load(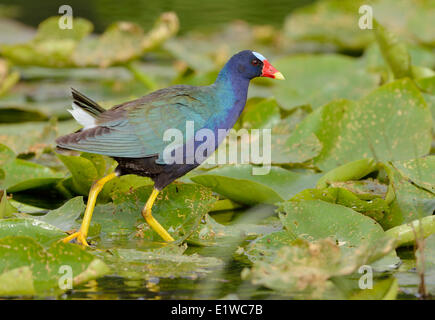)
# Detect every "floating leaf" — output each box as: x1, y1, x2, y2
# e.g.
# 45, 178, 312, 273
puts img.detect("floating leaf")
0, 218, 65, 245
239, 98, 281, 130
392, 156, 435, 194
0, 236, 110, 296
381, 163, 435, 229
191, 165, 320, 205
273, 54, 379, 111
92, 184, 217, 242
106, 246, 223, 280
35, 197, 85, 232
289, 79, 432, 171
1, 13, 178, 68
0, 159, 63, 193
278, 200, 388, 253
283, 0, 373, 50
